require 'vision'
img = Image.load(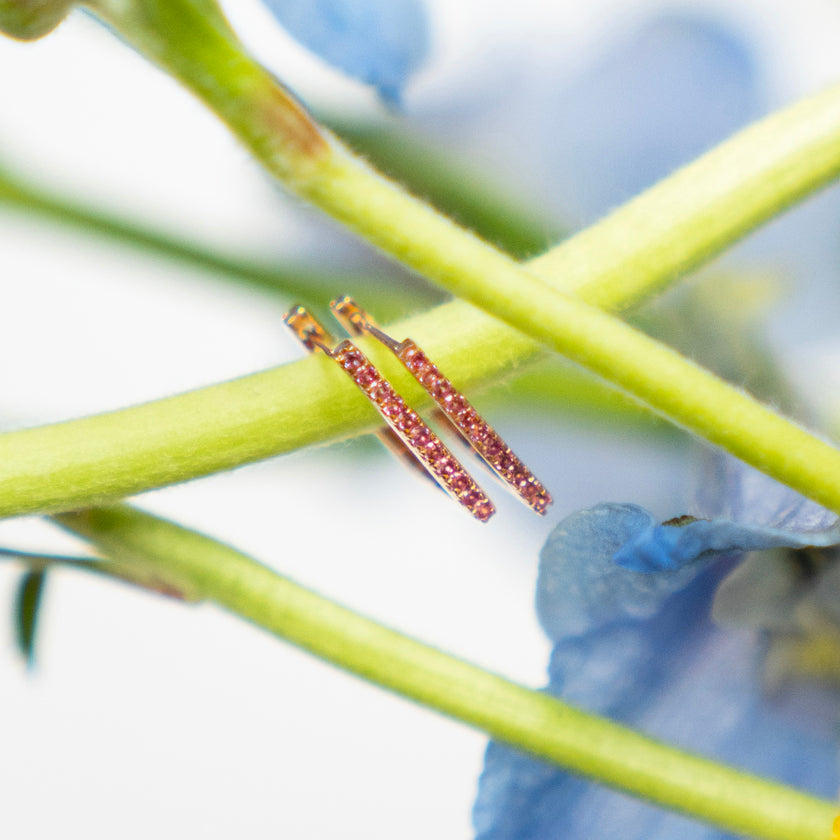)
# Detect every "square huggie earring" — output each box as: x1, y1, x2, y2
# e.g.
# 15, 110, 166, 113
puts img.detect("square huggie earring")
330, 297, 552, 515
